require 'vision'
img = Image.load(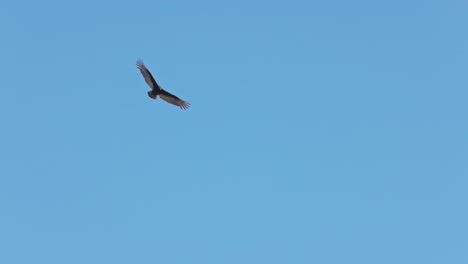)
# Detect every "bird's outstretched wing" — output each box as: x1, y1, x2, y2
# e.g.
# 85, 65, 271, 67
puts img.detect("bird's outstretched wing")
159, 90, 190, 110
136, 59, 159, 89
